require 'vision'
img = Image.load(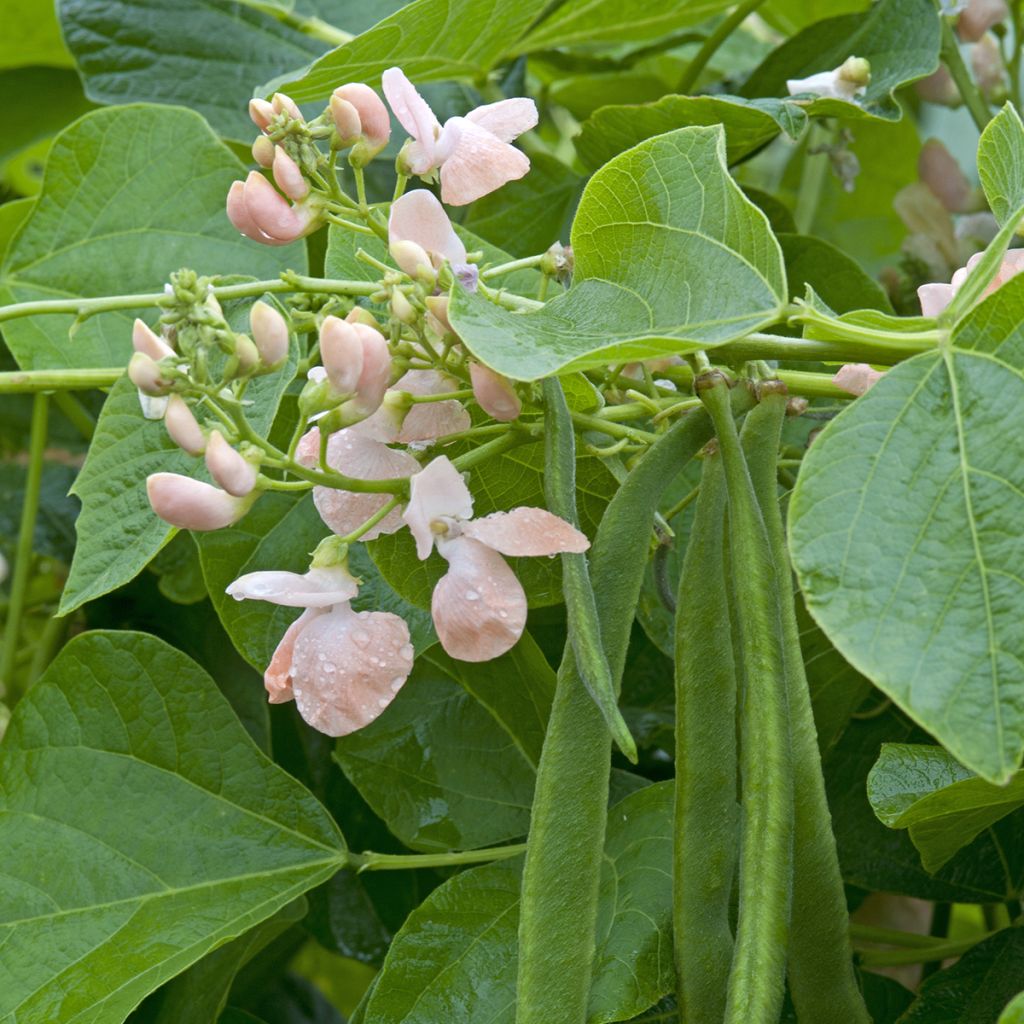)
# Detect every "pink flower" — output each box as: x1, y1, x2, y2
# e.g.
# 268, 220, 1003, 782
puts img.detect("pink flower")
402, 456, 589, 662
319, 317, 392, 417
226, 171, 321, 245
388, 190, 476, 287
330, 83, 391, 156
833, 363, 885, 397
381, 68, 537, 205
205, 431, 258, 497
164, 395, 206, 455
957, 0, 1009, 41
226, 566, 414, 735
469, 362, 521, 421
917, 248, 1024, 317
146, 473, 252, 531
249, 301, 290, 367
